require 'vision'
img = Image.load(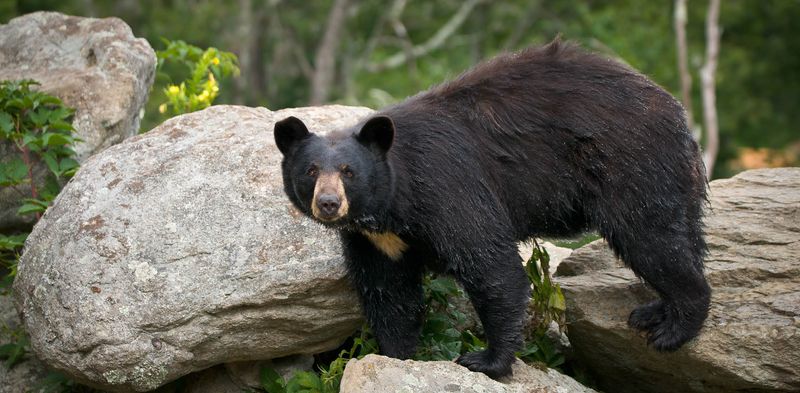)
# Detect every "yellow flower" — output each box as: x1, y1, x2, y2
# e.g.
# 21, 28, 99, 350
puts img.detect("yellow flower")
212, 57, 220, 65
197, 90, 209, 102
167, 85, 180, 95
158, 103, 167, 114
